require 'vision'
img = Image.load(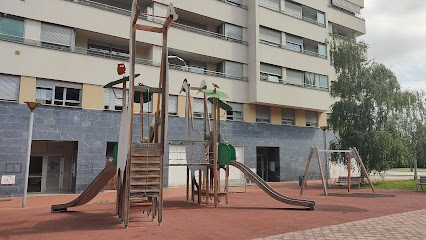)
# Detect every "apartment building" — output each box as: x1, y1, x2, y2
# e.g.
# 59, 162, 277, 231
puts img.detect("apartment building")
0, 0, 365, 196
